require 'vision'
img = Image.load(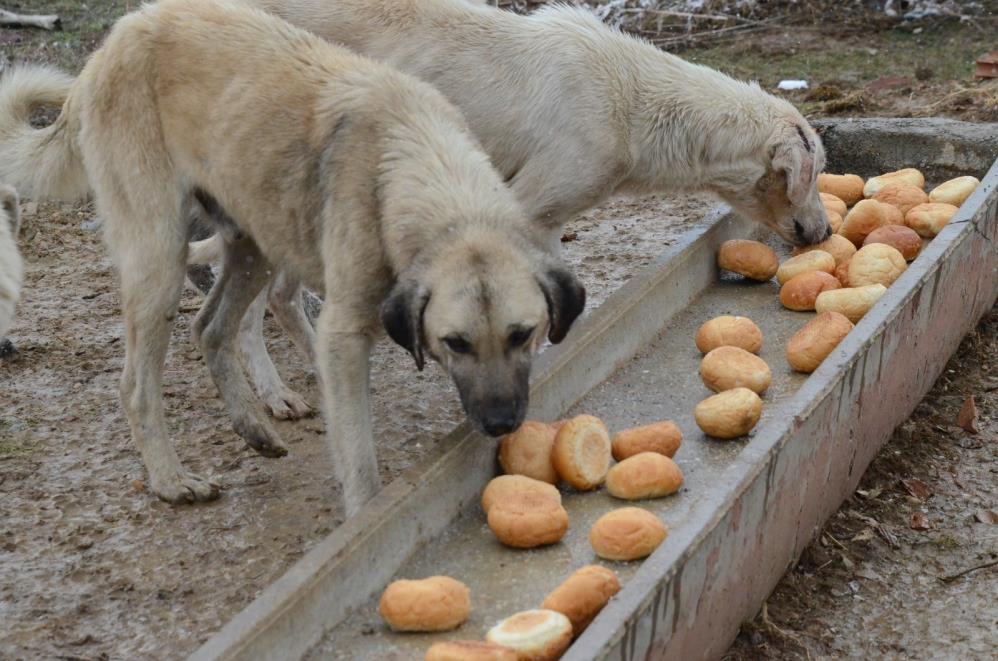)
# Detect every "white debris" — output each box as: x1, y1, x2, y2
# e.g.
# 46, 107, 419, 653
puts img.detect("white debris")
777, 80, 809, 91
